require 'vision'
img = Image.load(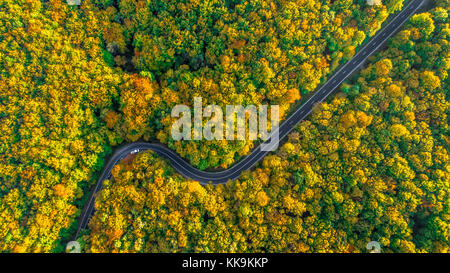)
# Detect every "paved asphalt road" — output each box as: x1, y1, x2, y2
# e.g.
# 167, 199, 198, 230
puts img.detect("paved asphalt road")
74, 0, 424, 239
